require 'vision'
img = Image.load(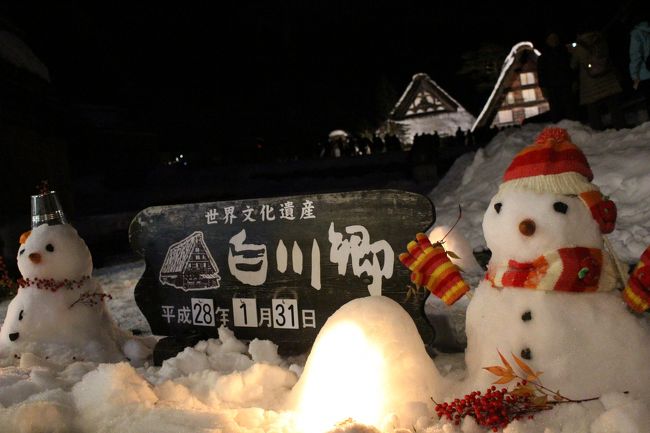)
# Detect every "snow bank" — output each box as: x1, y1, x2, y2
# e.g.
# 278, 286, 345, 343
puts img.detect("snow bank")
1, 295, 650, 432
290, 296, 445, 433
2, 121, 650, 433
